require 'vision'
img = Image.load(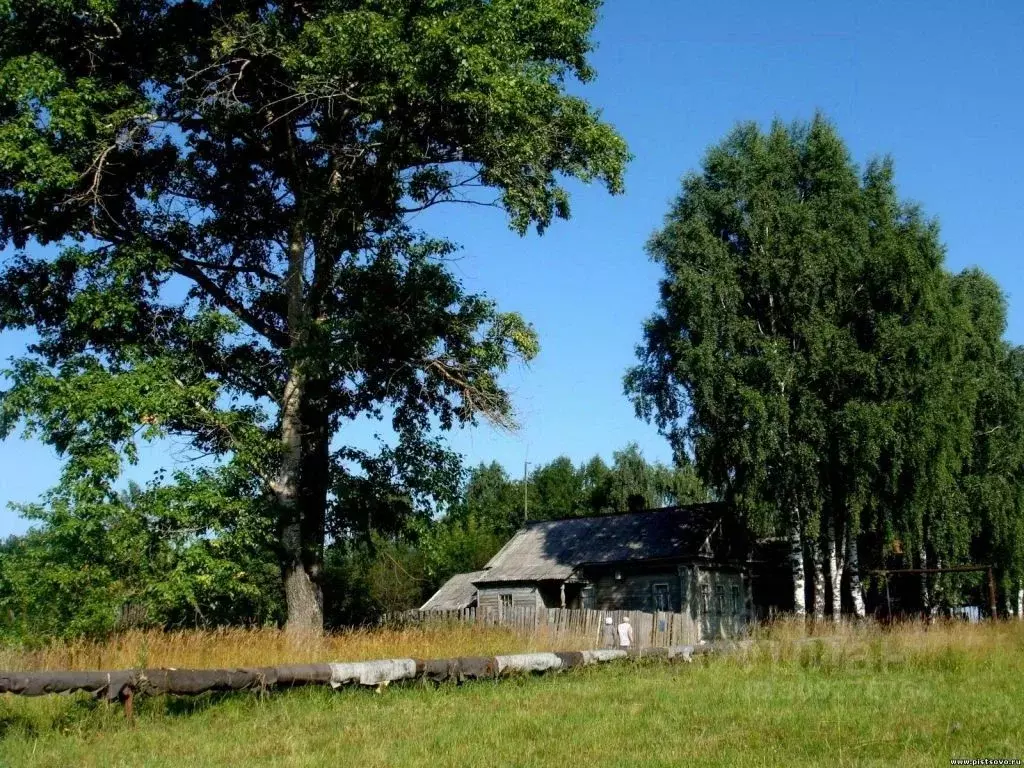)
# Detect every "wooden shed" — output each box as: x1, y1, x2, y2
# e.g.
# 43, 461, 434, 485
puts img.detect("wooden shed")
420, 570, 485, 611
